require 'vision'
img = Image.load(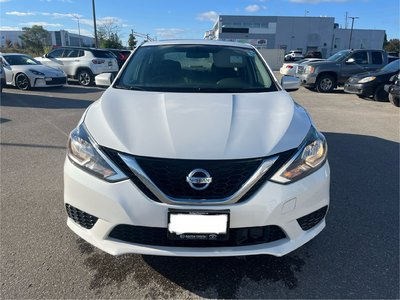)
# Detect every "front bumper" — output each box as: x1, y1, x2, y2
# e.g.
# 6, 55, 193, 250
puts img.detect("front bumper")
91, 64, 119, 75
385, 84, 400, 96
344, 82, 374, 97
64, 157, 330, 257
32, 76, 67, 87
297, 73, 317, 88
